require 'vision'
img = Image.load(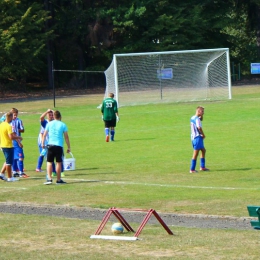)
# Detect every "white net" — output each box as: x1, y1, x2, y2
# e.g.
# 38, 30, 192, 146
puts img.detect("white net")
104, 48, 231, 106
